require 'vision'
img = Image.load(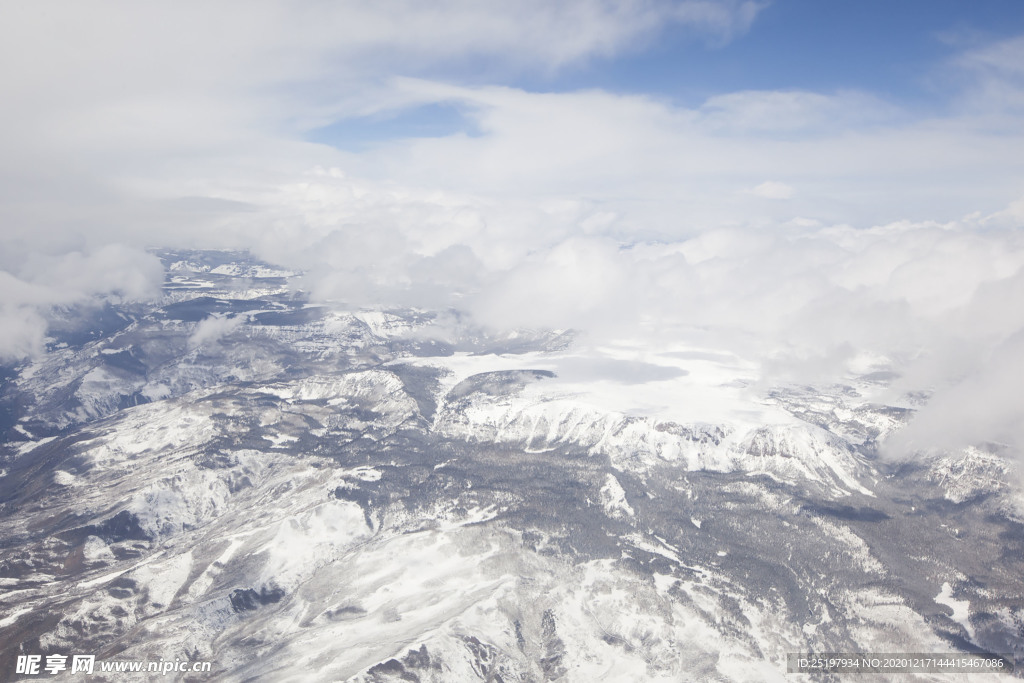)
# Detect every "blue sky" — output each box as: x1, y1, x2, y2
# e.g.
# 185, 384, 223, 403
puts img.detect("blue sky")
565, 0, 1024, 104
312, 0, 1024, 147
